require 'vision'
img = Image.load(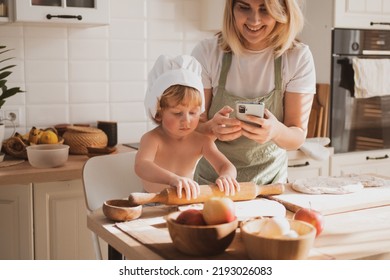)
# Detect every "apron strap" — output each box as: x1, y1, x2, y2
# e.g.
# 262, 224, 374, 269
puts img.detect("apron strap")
274, 56, 282, 91
219, 52, 232, 90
